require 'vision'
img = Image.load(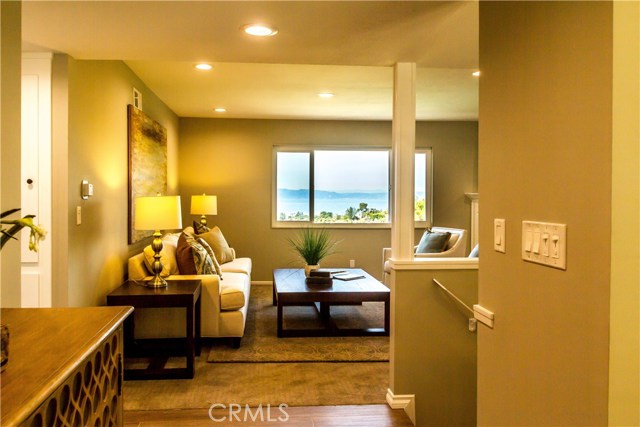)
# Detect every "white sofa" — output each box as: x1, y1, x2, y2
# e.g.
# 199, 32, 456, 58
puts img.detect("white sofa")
127, 233, 251, 347
382, 227, 468, 284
